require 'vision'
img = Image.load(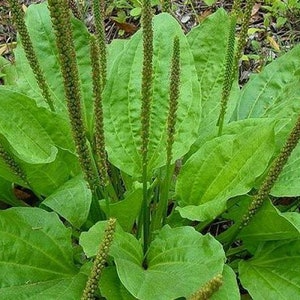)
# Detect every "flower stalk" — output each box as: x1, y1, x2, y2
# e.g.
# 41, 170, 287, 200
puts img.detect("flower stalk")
8, 0, 55, 111
48, 0, 103, 219
81, 218, 116, 300
233, 0, 255, 72
217, 13, 236, 135
90, 35, 108, 187
139, 0, 153, 253
189, 274, 223, 300
241, 114, 300, 227
0, 142, 27, 185
225, 113, 300, 249
92, 0, 107, 88
153, 36, 180, 231
68, 0, 82, 19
